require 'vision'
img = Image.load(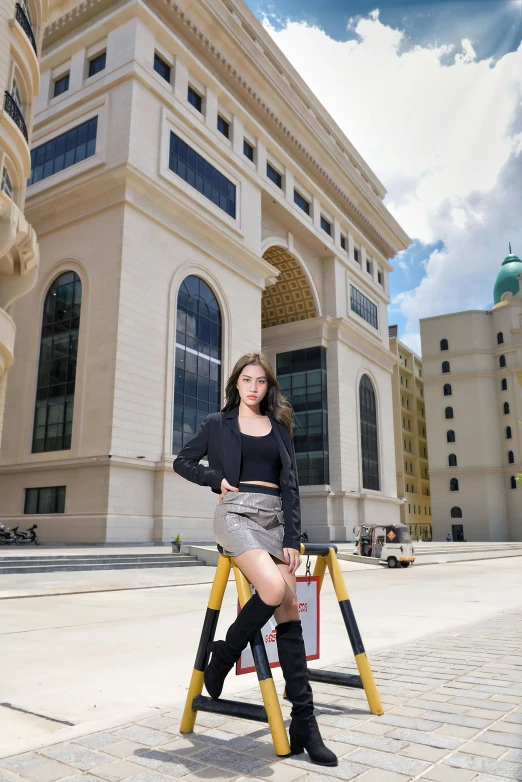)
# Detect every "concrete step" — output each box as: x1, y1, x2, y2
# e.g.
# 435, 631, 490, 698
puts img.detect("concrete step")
0, 554, 205, 574
0, 554, 191, 564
